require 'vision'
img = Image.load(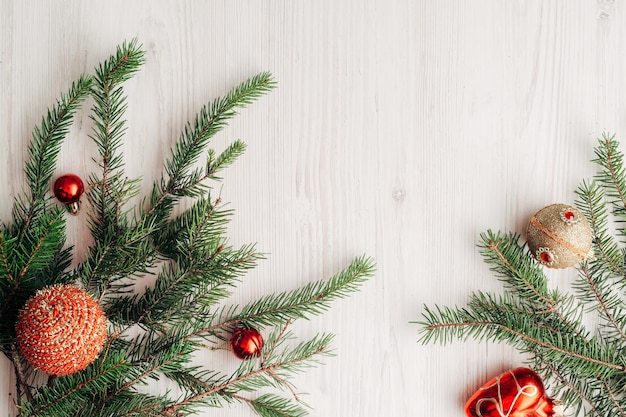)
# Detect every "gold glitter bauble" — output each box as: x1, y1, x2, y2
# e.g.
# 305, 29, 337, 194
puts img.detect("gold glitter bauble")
526, 203, 593, 269
16, 285, 108, 376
